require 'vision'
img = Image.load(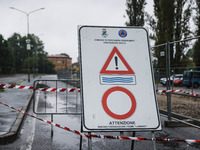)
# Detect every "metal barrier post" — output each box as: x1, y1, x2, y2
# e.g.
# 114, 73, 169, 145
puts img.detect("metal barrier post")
166, 42, 172, 121
76, 89, 78, 113
120, 131, 125, 149
45, 90, 47, 113
171, 69, 174, 90
131, 131, 135, 150
156, 69, 159, 90
51, 114, 53, 139
79, 110, 82, 150
192, 72, 194, 93
88, 132, 92, 150
56, 80, 58, 113
45, 80, 47, 113
66, 83, 68, 113
79, 134, 82, 150
33, 80, 36, 113
152, 131, 157, 150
